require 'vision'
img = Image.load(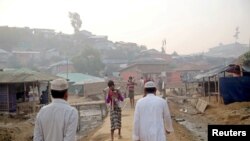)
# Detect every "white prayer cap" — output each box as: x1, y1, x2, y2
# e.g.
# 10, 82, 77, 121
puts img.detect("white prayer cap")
144, 81, 156, 88
51, 78, 68, 91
